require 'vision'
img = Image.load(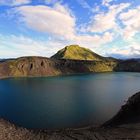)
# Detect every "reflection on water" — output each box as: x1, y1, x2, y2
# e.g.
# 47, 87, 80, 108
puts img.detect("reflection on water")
0, 72, 140, 129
